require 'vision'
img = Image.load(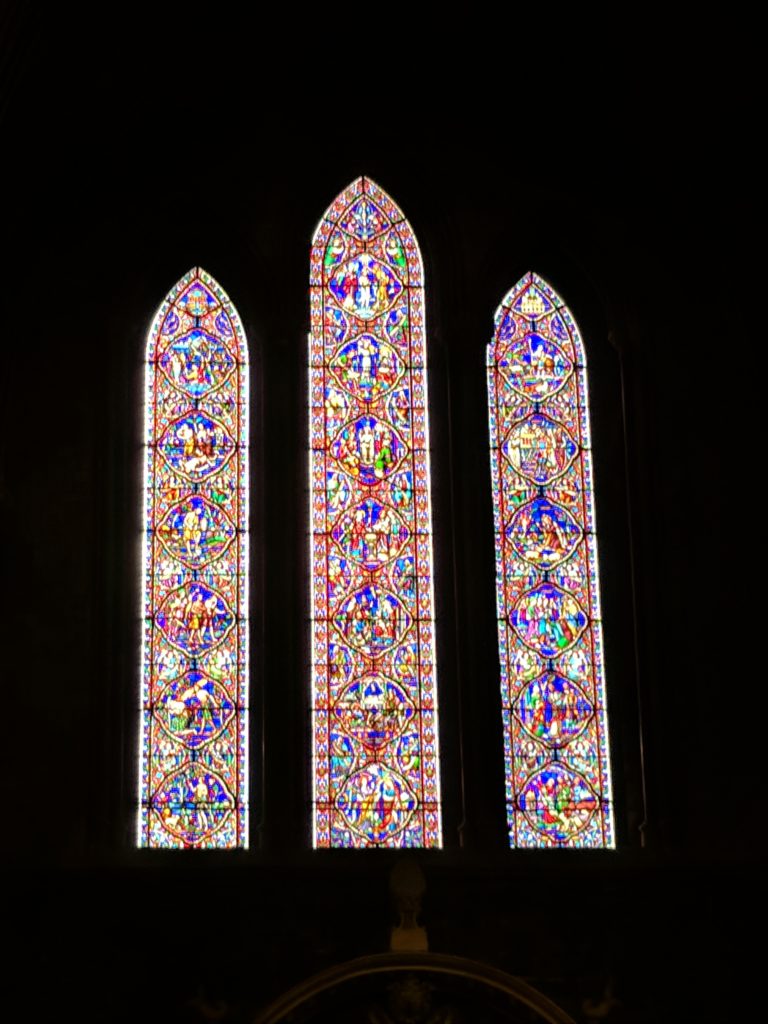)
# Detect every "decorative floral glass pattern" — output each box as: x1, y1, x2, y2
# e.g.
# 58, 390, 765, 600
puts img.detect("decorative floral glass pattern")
139, 268, 249, 848
487, 273, 614, 848
310, 178, 442, 847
